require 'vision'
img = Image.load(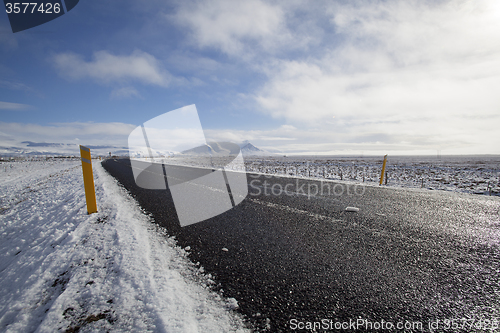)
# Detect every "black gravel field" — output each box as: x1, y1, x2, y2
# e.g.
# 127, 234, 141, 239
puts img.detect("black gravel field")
102, 158, 500, 332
